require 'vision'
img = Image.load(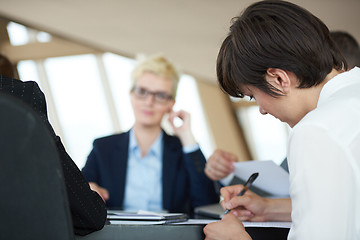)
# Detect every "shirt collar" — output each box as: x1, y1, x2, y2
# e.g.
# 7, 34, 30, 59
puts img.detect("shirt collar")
129, 128, 163, 156
318, 67, 360, 106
